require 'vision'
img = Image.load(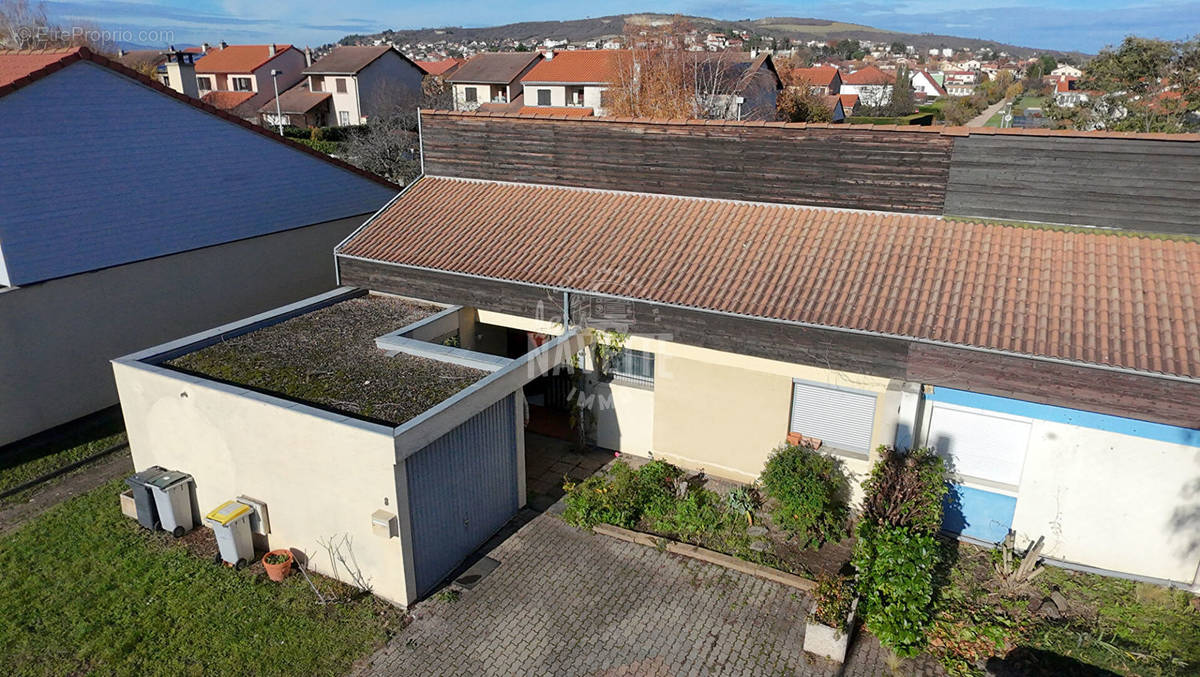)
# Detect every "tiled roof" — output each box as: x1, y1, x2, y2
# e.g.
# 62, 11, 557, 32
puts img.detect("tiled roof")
838, 93, 859, 109
258, 86, 330, 113
340, 176, 1200, 379
447, 52, 541, 84
791, 66, 839, 88
416, 58, 463, 76
304, 46, 397, 74
201, 90, 255, 110
843, 65, 894, 86
521, 50, 623, 84
0, 47, 82, 87
195, 44, 292, 74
